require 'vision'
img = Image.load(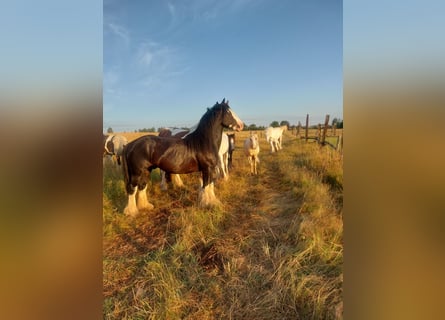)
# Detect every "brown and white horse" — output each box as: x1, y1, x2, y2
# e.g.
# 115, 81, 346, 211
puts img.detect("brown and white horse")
103, 134, 128, 165
121, 99, 244, 216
